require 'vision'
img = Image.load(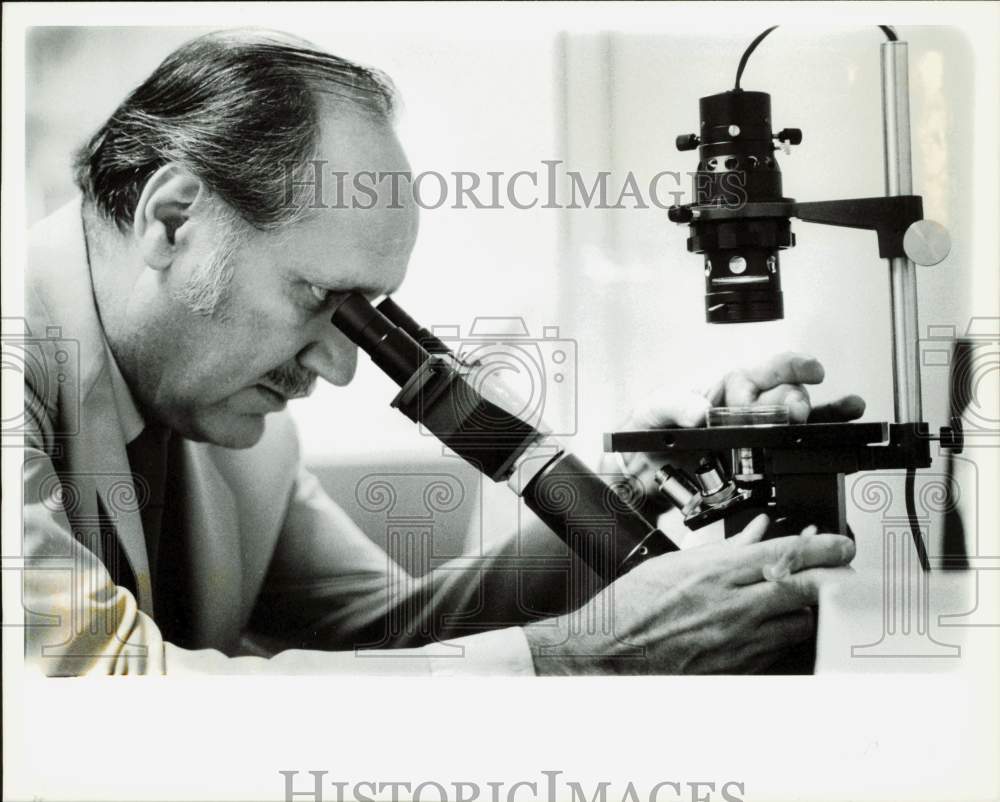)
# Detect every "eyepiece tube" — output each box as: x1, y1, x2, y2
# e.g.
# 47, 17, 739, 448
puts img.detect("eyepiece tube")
337, 293, 680, 582
331, 293, 430, 387
376, 296, 453, 356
